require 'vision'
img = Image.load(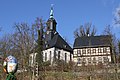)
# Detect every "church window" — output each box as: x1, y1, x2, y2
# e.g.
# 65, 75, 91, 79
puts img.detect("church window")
50, 22, 53, 29
45, 53, 47, 61
29, 56, 33, 66
49, 51, 52, 62
58, 51, 60, 60
65, 53, 67, 62
70, 53, 72, 61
